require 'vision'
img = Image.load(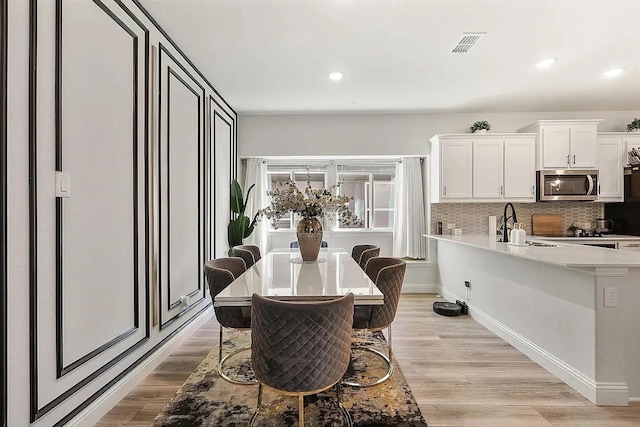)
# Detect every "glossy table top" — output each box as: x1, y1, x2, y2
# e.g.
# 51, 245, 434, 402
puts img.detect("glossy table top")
215, 248, 383, 306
